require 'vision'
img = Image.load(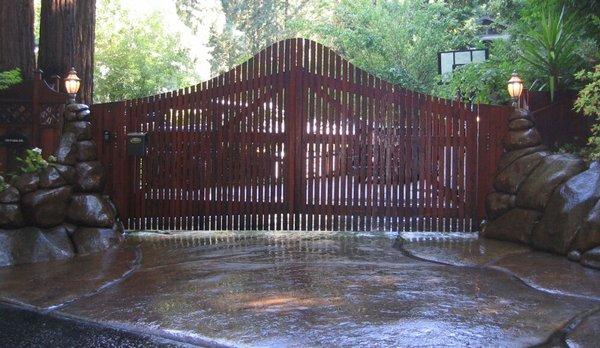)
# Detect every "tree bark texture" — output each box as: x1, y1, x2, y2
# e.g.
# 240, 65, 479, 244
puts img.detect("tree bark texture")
39, 0, 96, 103
0, 0, 35, 78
